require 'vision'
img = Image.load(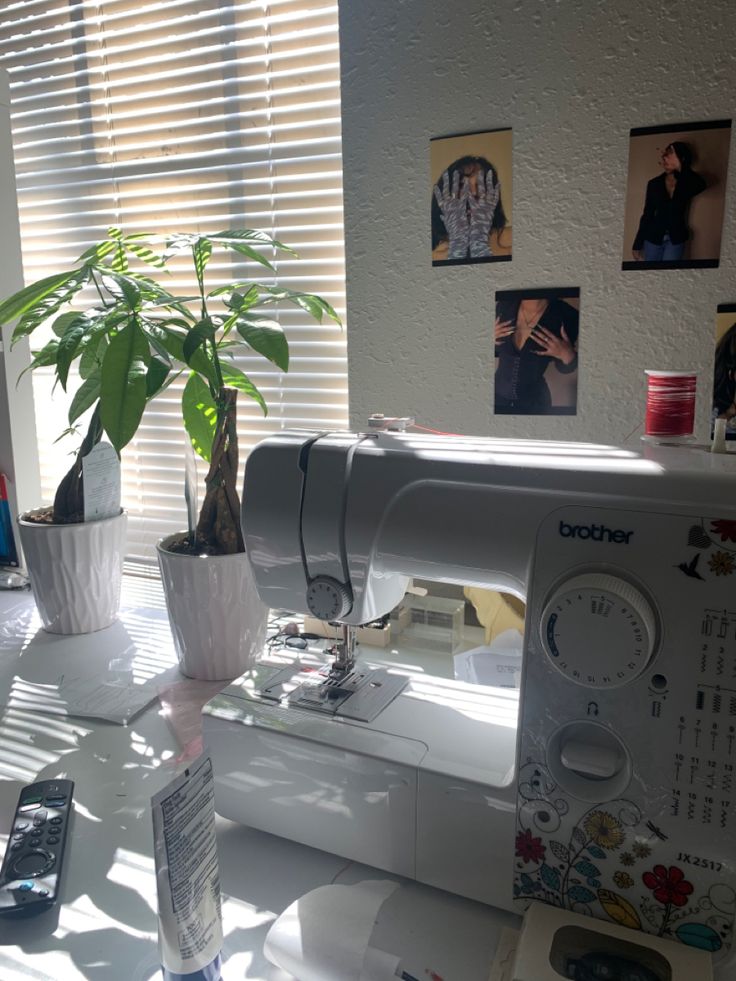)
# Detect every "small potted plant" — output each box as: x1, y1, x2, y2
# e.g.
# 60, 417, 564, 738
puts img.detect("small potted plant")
148, 230, 340, 680
0, 229, 184, 633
